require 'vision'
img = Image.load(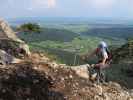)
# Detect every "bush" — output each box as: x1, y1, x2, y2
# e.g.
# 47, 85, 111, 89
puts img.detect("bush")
18, 23, 41, 33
